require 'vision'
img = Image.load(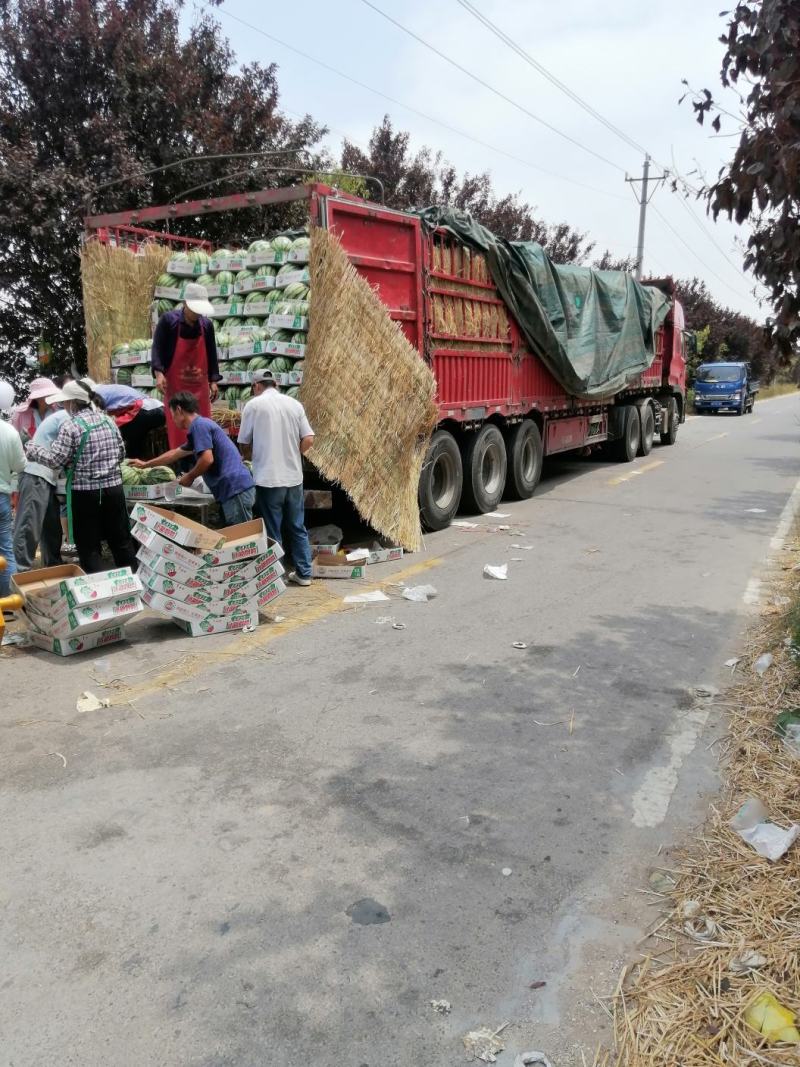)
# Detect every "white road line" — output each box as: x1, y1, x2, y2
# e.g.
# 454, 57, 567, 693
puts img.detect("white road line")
631, 707, 711, 828
743, 577, 763, 607
768, 475, 800, 556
